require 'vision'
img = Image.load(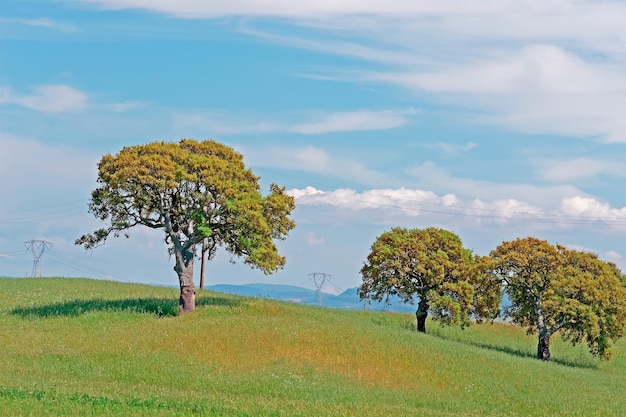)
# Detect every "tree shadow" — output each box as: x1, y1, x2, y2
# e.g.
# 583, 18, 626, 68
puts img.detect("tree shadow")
428, 331, 598, 369
11, 295, 241, 318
